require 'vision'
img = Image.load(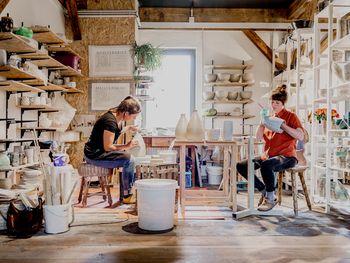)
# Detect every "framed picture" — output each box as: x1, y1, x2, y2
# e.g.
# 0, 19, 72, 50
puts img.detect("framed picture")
89, 45, 134, 77
89, 81, 131, 111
